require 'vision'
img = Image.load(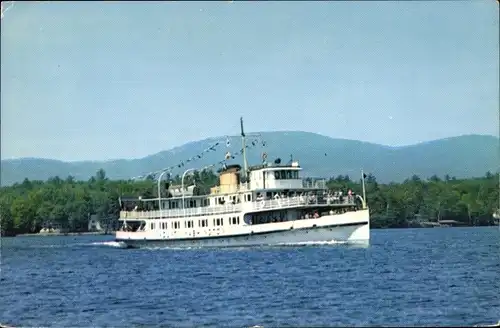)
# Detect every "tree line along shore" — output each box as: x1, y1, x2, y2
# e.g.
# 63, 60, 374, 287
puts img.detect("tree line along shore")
0, 169, 498, 236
